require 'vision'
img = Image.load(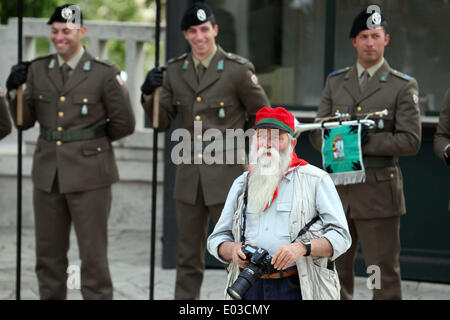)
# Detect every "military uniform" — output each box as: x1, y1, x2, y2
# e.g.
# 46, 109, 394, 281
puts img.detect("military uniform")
0, 88, 12, 140
309, 59, 421, 299
434, 88, 450, 164
8, 50, 135, 299
433, 88, 450, 210
142, 45, 269, 299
